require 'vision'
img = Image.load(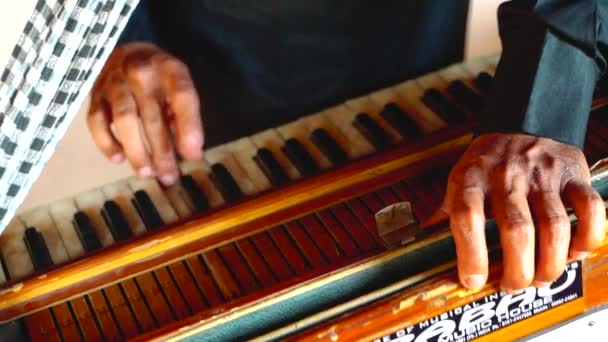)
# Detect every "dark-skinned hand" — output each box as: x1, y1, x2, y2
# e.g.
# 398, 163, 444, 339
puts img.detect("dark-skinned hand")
440, 133, 605, 292
88, 42, 204, 186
